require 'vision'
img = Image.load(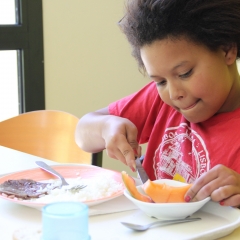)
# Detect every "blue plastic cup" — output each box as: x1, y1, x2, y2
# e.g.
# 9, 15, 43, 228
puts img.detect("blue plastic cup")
41, 202, 91, 240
